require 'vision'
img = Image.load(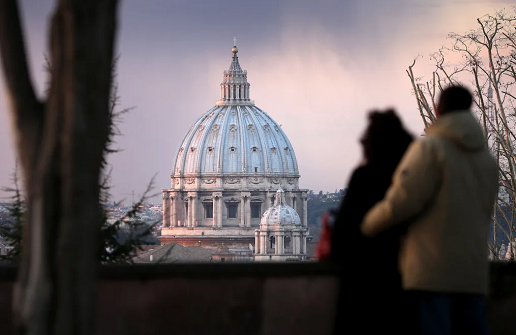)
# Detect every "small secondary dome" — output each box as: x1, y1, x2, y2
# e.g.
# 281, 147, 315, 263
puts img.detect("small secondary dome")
260, 188, 301, 227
